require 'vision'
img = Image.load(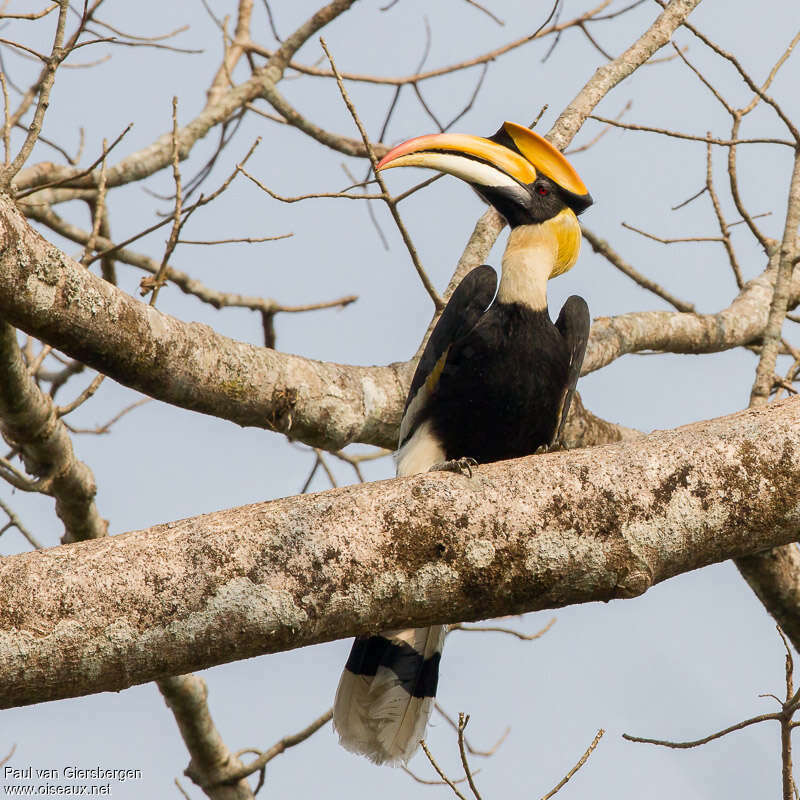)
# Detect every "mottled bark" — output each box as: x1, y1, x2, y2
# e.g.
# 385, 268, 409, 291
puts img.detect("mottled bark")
737, 546, 800, 652
159, 675, 254, 800
0, 398, 797, 709
5, 194, 796, 454
0, 321, 106, 542
0, 194, 405, 449
584, 259, 800, 373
